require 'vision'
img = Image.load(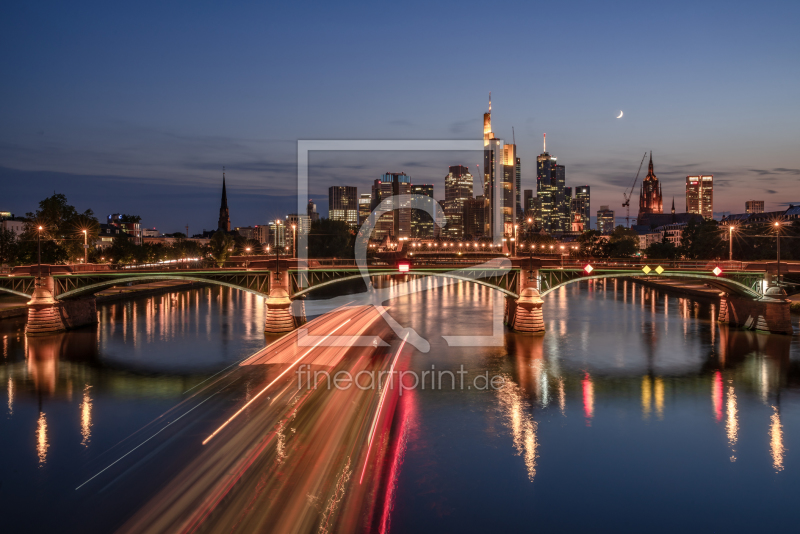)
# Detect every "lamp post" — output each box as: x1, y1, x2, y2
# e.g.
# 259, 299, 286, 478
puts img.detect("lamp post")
37, 225, 43, 276
728, 225, 734, 262
774, 221, 782, 285
291, 224, 297, 258
82, 229, 88, 265
527, 218, 534, 280
513, 224, 518, 256
245, 247, 251, 270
